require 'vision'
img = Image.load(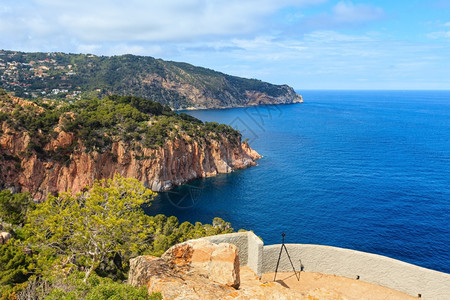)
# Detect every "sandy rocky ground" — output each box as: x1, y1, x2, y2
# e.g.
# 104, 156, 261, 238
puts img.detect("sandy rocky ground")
255, 269, 415, 300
